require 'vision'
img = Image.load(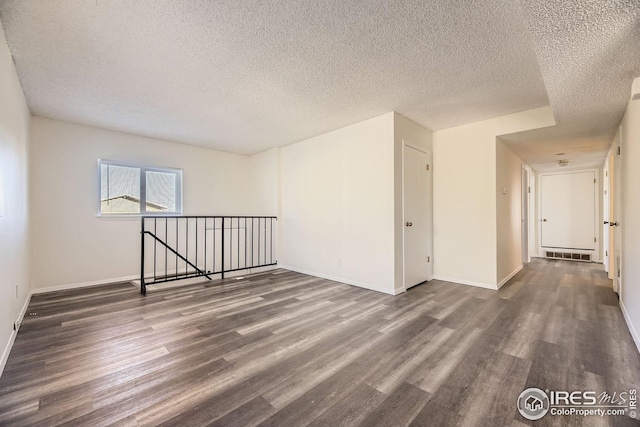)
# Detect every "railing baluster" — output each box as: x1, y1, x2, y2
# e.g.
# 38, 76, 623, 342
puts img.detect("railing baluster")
140, 215, 276, 294
185, 218, 189, 278
244, 217, 247, 270
154, 218, 157, 282
195, 217, 198, 277
258, 217, 261, 266
213, 218, 216, 274
141, 217, 146, 295
175, 218, 178, 279
221, 217, 226, 279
